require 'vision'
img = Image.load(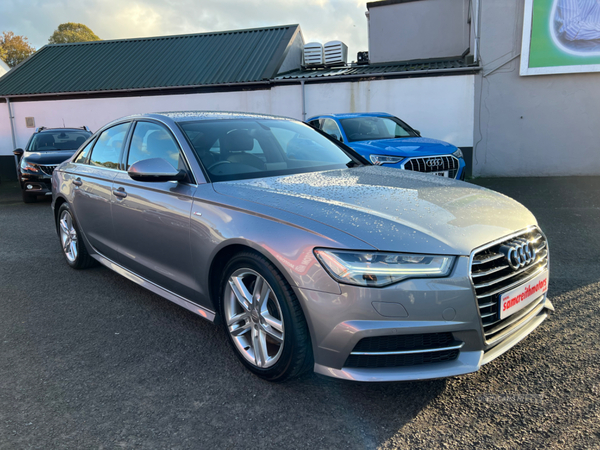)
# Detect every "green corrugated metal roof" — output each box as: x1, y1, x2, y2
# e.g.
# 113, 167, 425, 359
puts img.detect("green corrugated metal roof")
0, 25, 299, 97
275, 58, 478, 80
